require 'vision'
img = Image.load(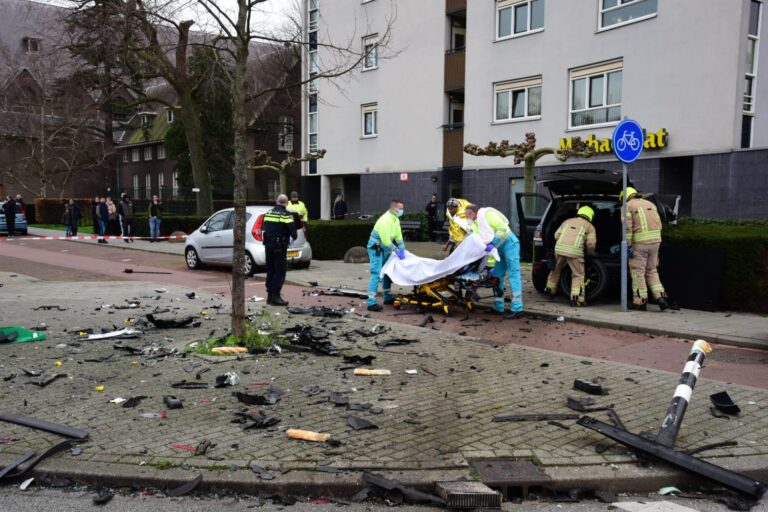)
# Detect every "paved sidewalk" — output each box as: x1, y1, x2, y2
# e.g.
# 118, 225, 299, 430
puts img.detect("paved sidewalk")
24, 228, 768, 349
0, 275, 766, 499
